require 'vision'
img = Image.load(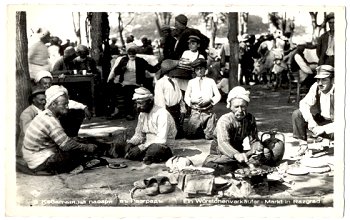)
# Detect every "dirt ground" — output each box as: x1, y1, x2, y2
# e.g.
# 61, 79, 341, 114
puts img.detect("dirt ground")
14, 85, 335, 209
